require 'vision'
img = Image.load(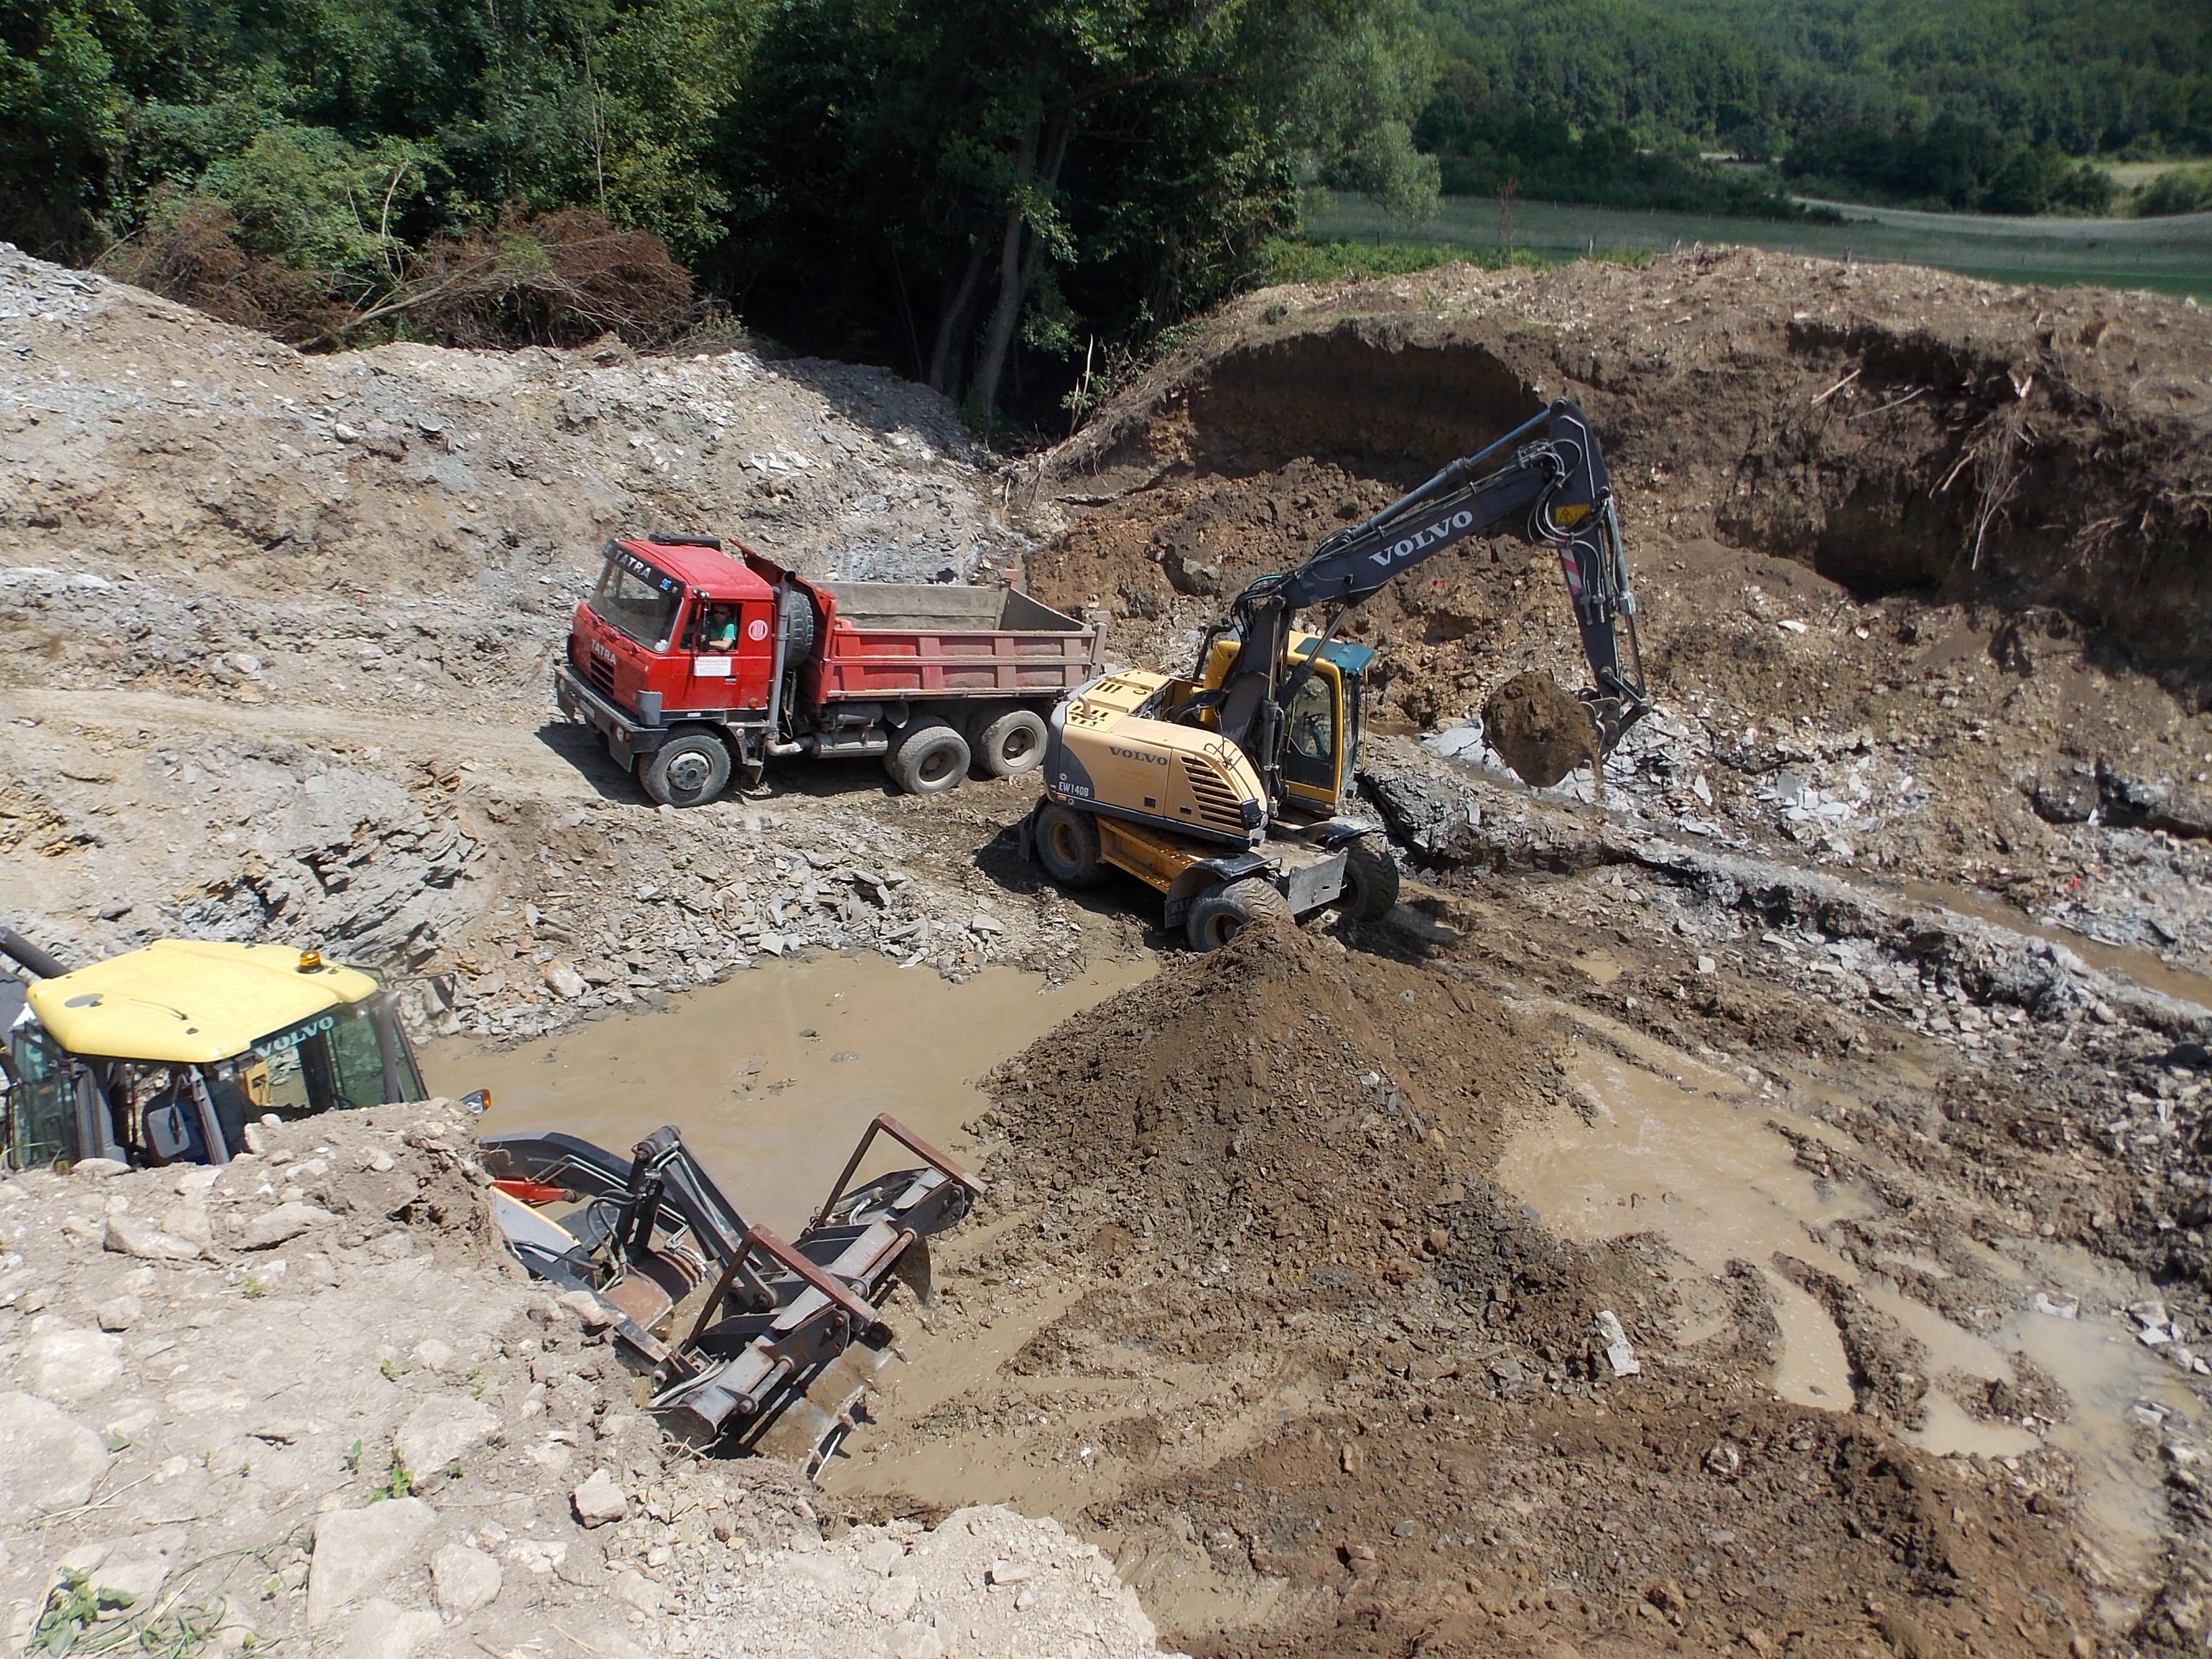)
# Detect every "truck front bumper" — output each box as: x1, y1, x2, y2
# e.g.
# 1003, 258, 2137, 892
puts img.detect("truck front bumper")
554, 665, 668, 766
